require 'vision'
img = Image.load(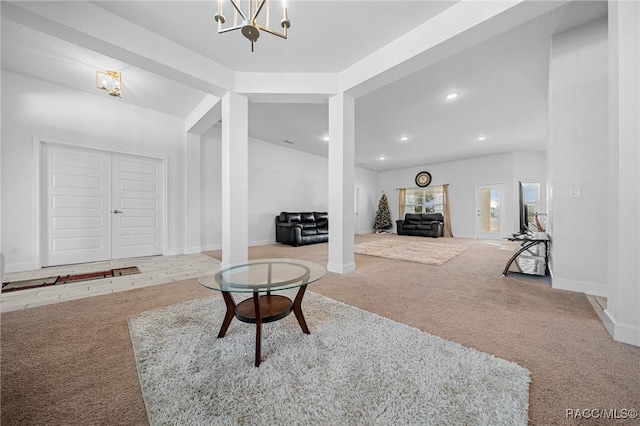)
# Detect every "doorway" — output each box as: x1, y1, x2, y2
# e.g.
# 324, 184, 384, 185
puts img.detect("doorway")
41, 143, 164, 267
475, 184, 504, 240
